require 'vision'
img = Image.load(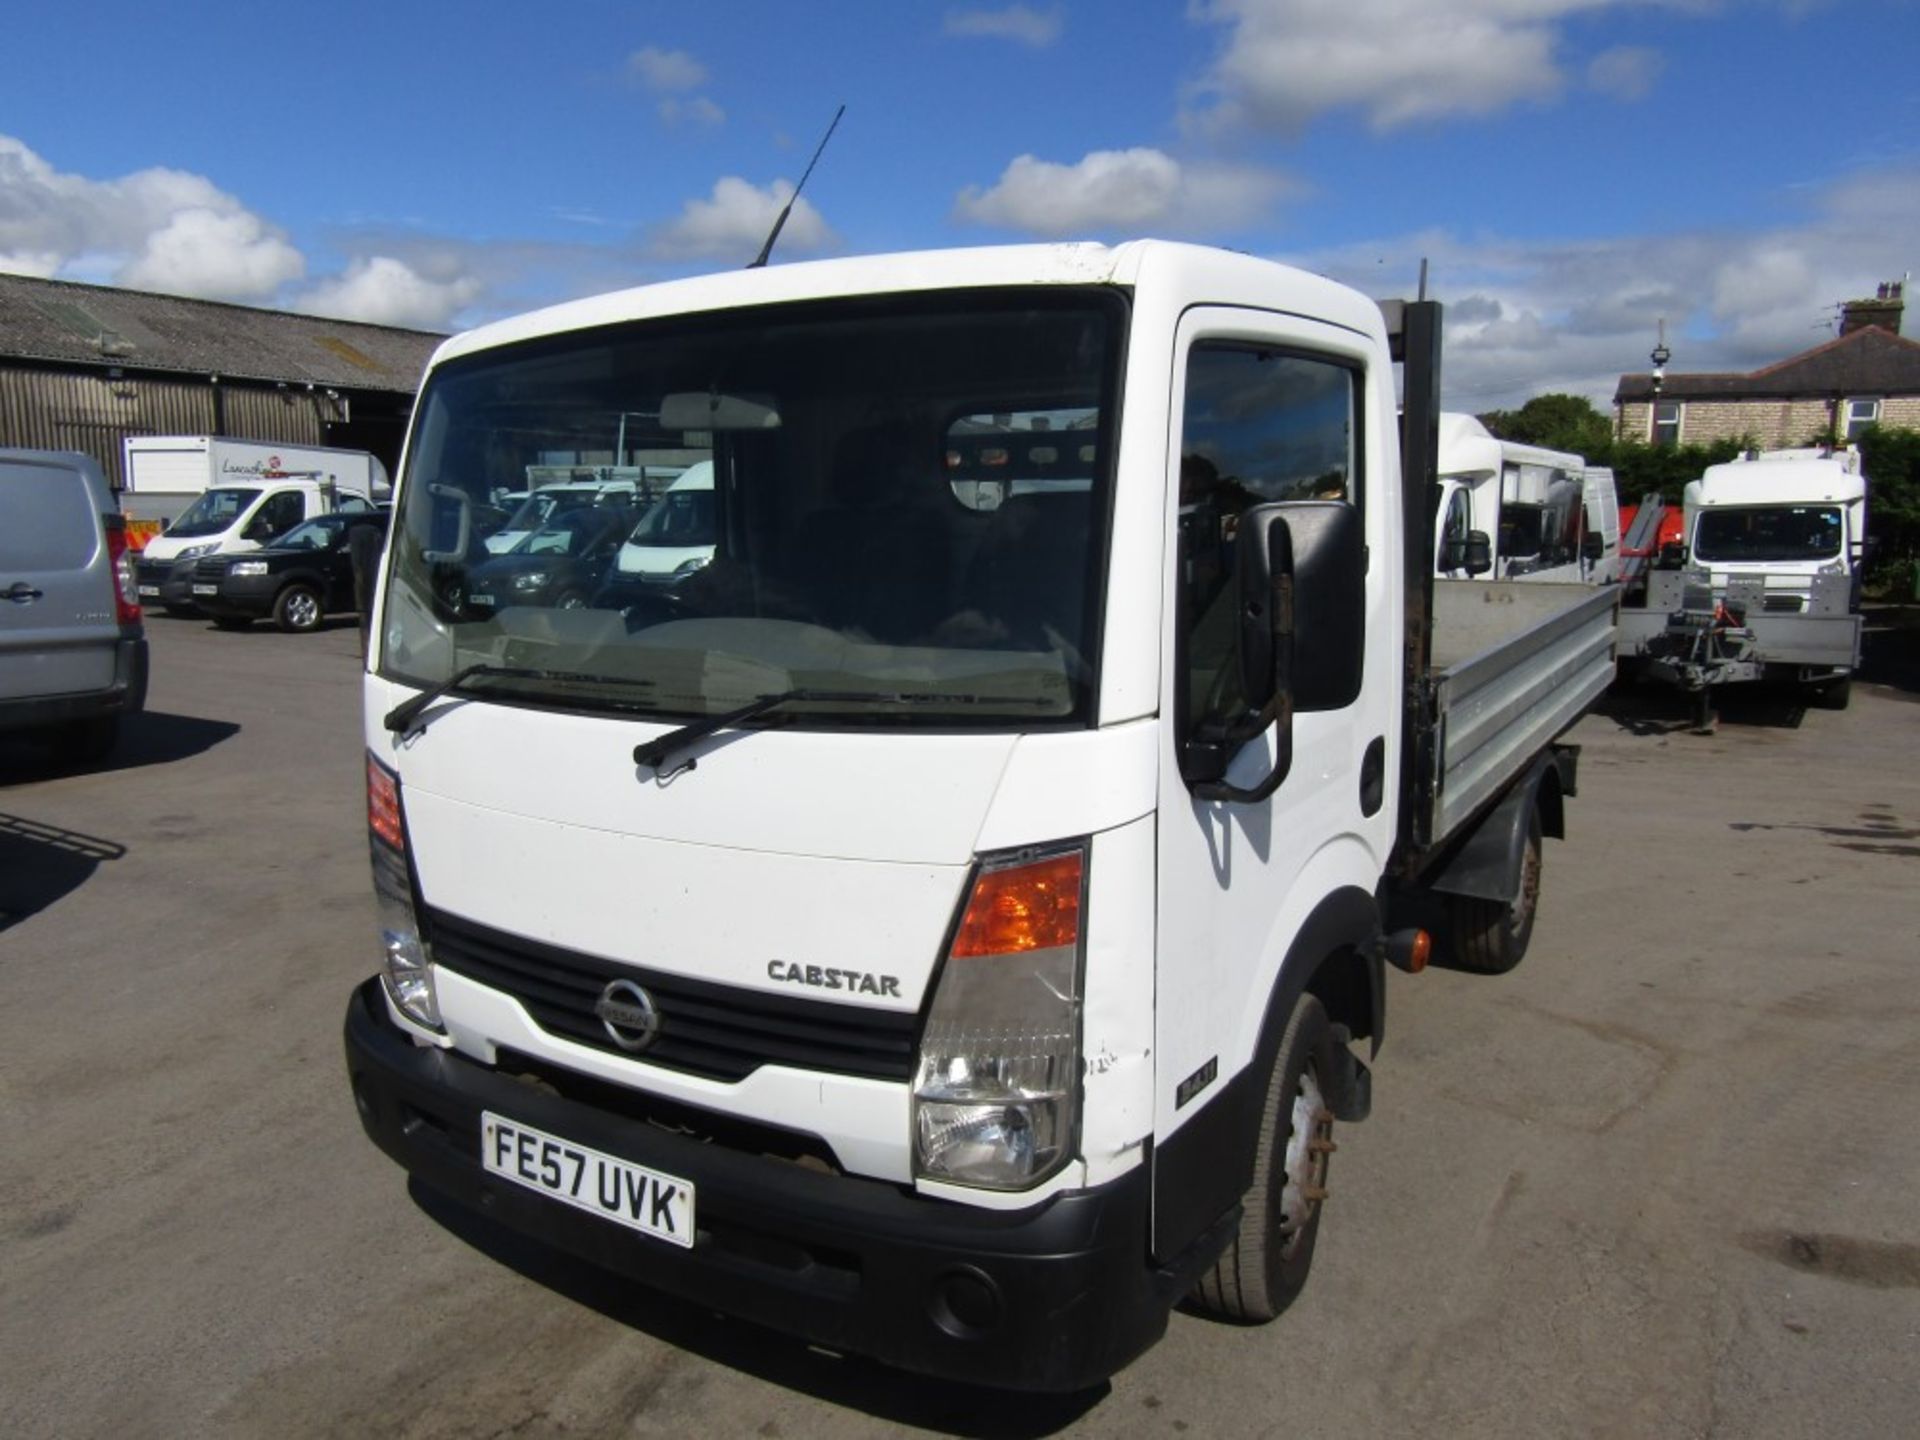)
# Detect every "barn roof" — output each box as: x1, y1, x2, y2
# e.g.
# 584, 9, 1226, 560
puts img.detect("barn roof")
0, 271, 444, 393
